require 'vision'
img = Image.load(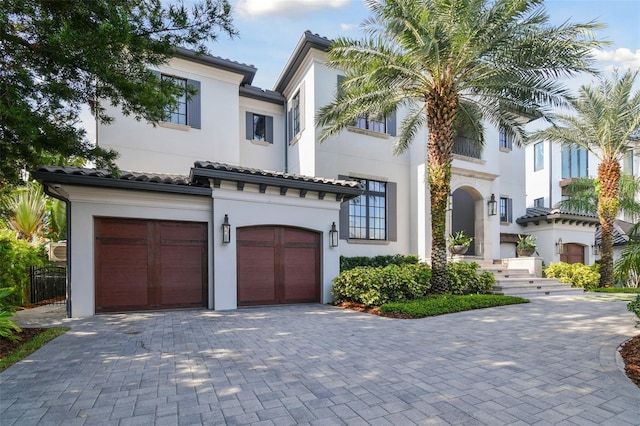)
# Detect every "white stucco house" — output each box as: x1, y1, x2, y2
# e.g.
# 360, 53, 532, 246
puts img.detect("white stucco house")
35, 32, 553, 317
